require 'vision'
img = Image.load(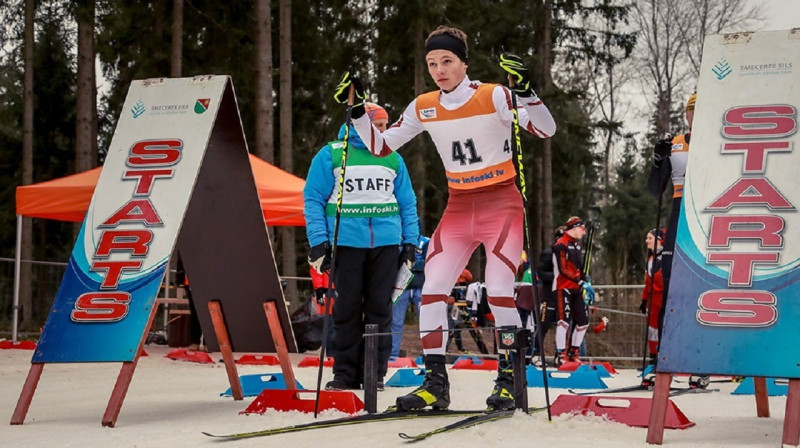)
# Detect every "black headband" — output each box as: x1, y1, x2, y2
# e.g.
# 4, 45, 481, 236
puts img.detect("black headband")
425, 34, 468, 63
565, 219, 584, 230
